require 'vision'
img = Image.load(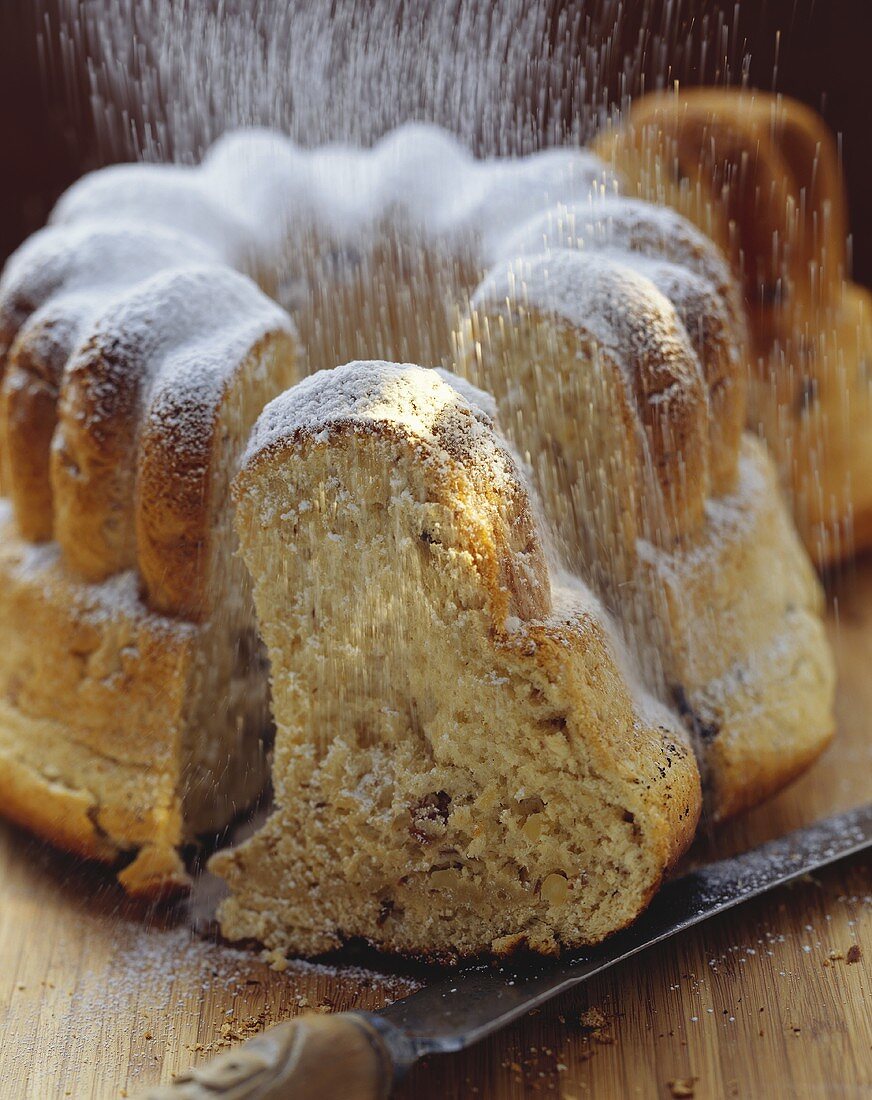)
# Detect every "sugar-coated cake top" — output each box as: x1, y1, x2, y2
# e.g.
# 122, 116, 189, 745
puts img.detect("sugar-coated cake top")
66, 264, 295, 443
50, 124, 616, 272
241, 360, 510, 486
472, 247, 701, 389
0, 120, 744, 633
497, 196, 725, 270
494, 195, 744, 330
